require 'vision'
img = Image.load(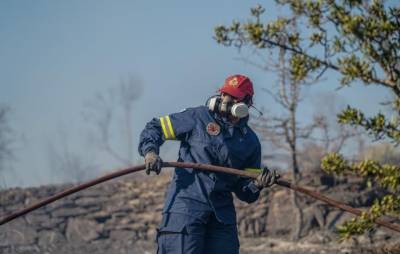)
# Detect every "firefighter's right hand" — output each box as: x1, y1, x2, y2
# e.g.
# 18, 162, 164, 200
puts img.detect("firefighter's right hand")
144, 151, 163, 175
255, 167, 279, 189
